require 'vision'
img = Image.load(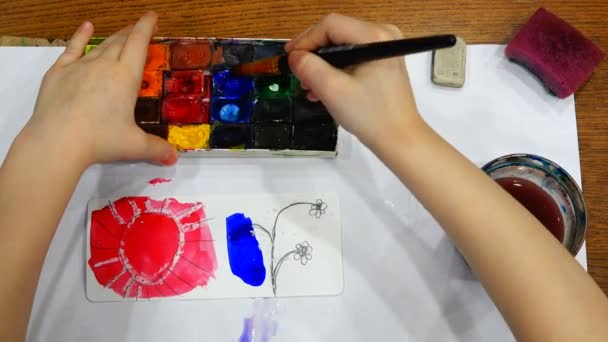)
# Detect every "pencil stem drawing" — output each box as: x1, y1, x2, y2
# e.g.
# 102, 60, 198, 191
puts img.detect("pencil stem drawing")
253, 199, 327, 295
